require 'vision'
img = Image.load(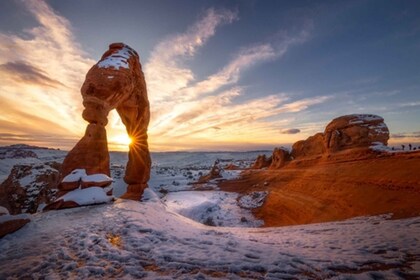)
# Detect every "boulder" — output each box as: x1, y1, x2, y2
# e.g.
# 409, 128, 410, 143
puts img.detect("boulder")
270, 147, 291, 169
